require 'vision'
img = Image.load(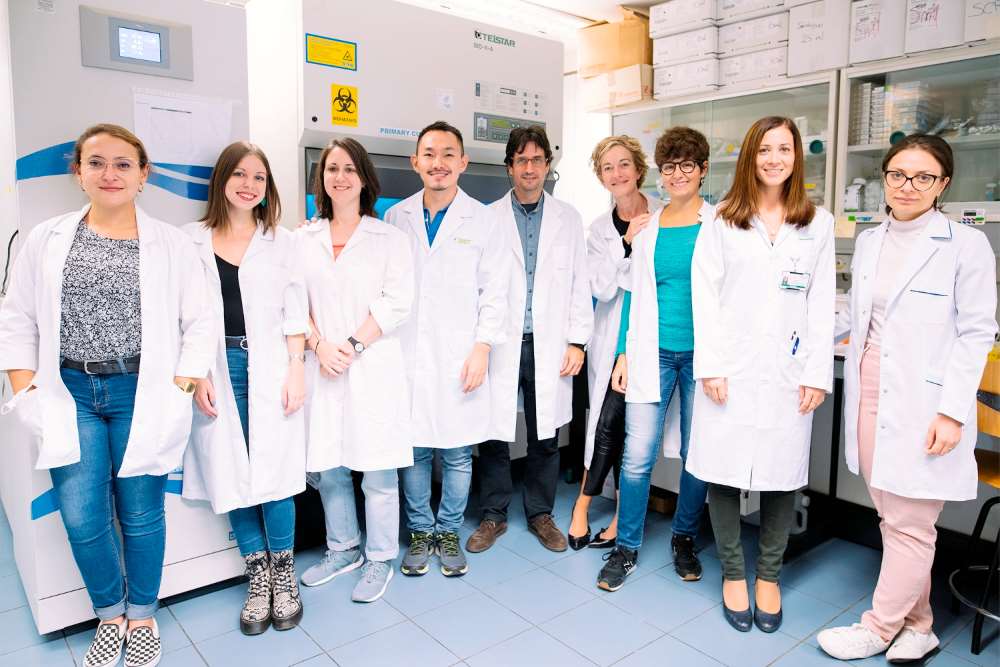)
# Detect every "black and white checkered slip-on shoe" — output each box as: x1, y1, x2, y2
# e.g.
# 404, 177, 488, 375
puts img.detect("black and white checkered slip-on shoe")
83, 619, 126, 667
124, 620, 161, 667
